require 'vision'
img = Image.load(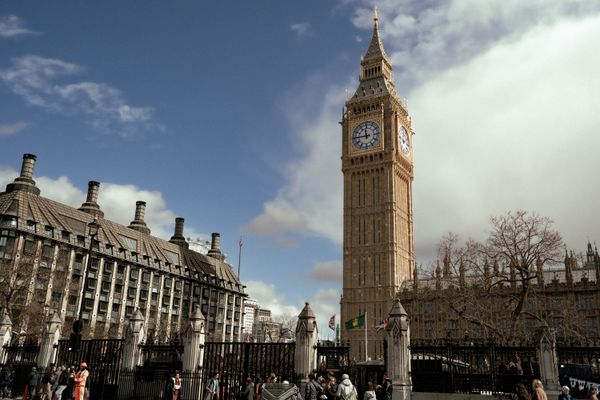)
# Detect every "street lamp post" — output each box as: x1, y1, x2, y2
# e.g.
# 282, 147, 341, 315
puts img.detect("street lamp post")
70, 217, 100, 351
